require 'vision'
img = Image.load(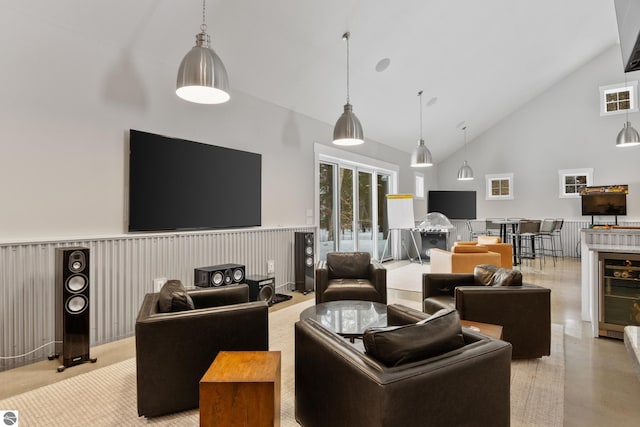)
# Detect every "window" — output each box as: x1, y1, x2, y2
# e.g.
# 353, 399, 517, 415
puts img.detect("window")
485, 173, 514, 200
559, 168, 593, 198
600, 81, 639, 116
414, 173, 424, 199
